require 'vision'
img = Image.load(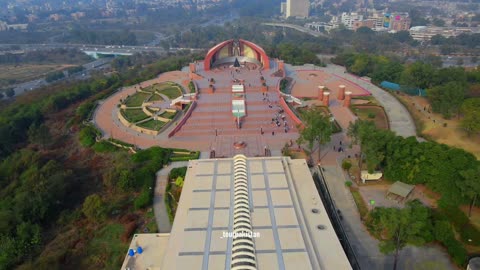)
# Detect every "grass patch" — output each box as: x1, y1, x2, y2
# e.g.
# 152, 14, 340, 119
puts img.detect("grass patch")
188, 81, 196, 93
137, 119, 166, 130
160, 110, 177, 119
92, 141, 123, 152
159, 85, 182, 99
170, 153, 200, 161
87, 223, 129, 270
148, 93, 163, 102
351, 105, 389, 130
124, 92, 150, 107
350, 187, 369, 218
121, 108, 150, 123
144, 82, 182, 99
0, 64, 72, 88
